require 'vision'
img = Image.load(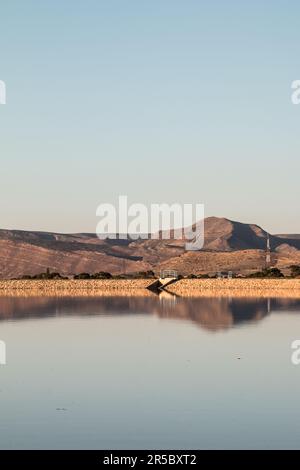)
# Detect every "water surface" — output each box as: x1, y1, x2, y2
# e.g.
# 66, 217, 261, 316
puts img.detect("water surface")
0, 294, 300, 449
